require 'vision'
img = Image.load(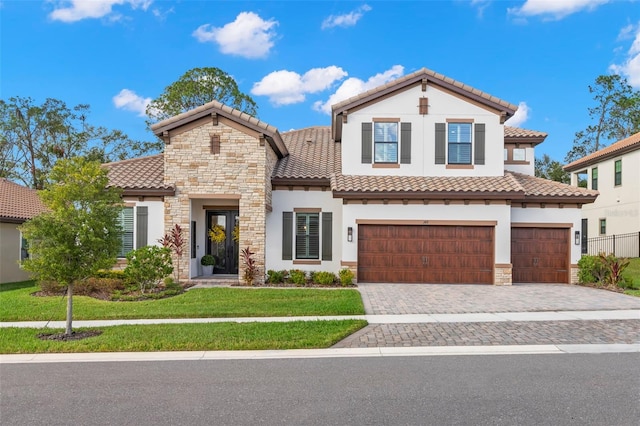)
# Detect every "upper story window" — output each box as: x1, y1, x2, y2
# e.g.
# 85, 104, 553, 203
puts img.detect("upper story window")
374, 122, 398, 163
447, 122, 472, 164
614, 160, 622, 186
591, 167, 598, 190
512, 148, 526, 161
